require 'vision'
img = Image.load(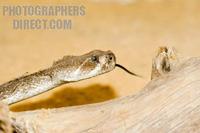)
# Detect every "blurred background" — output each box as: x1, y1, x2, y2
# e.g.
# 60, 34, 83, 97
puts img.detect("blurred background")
0, 0, 200, 111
